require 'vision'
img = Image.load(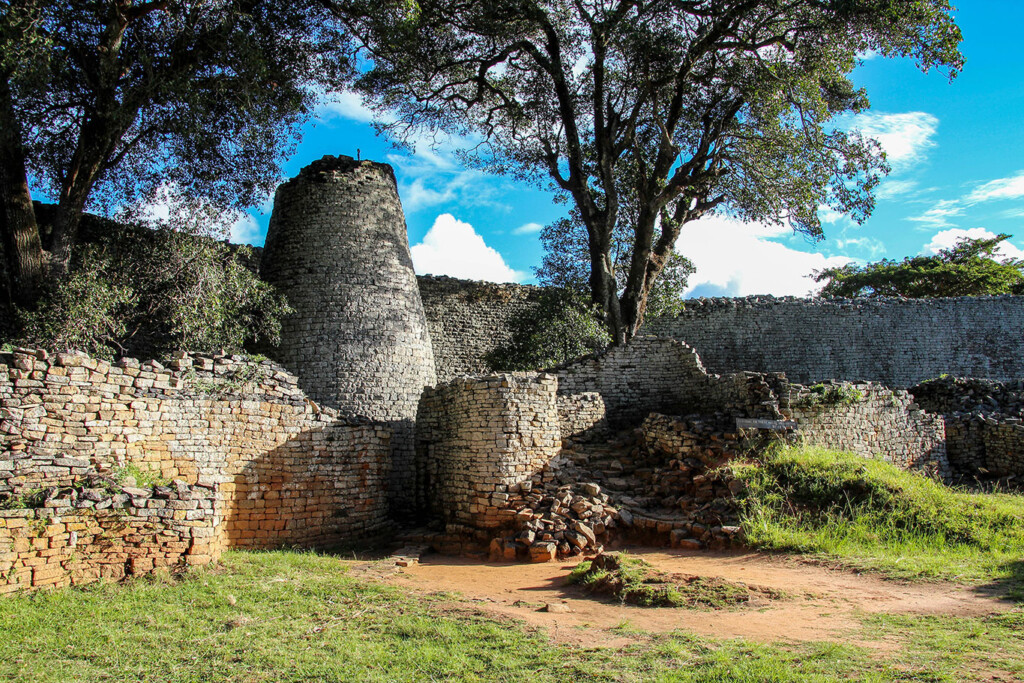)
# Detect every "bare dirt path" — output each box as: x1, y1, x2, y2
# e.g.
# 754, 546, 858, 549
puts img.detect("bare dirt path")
384, 547, 1013, 648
